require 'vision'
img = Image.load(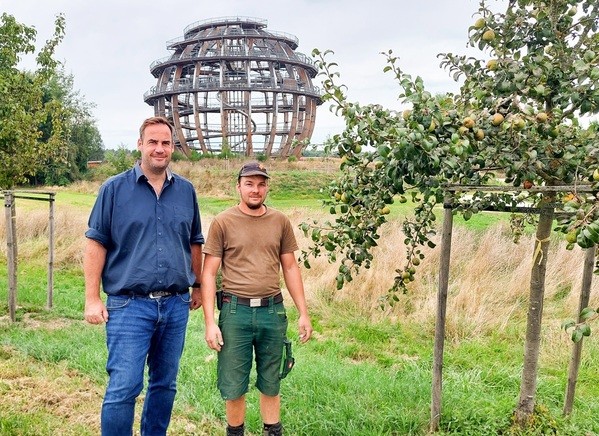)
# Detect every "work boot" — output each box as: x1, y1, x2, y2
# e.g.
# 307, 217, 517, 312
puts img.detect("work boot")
227, 423, 244, 436
263, 422, 283, 436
